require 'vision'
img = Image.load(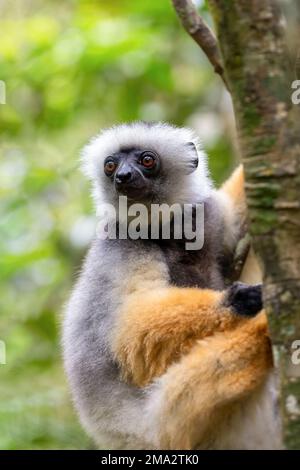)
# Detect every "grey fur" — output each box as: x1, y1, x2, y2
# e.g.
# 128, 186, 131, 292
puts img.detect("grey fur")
63, 238, 167, 448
